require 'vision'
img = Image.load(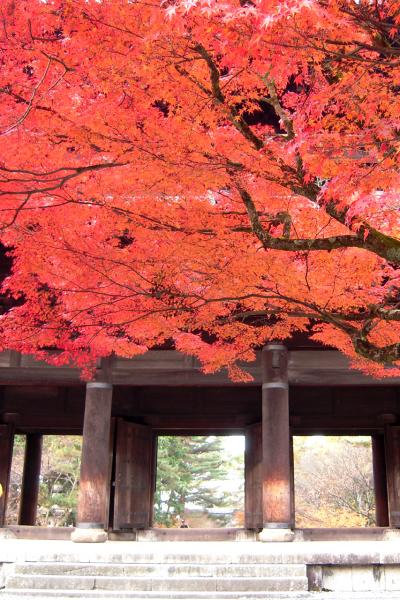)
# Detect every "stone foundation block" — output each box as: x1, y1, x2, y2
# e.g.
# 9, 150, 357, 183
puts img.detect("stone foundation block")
258, 528, 295, 542
70, 528, 107, 543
